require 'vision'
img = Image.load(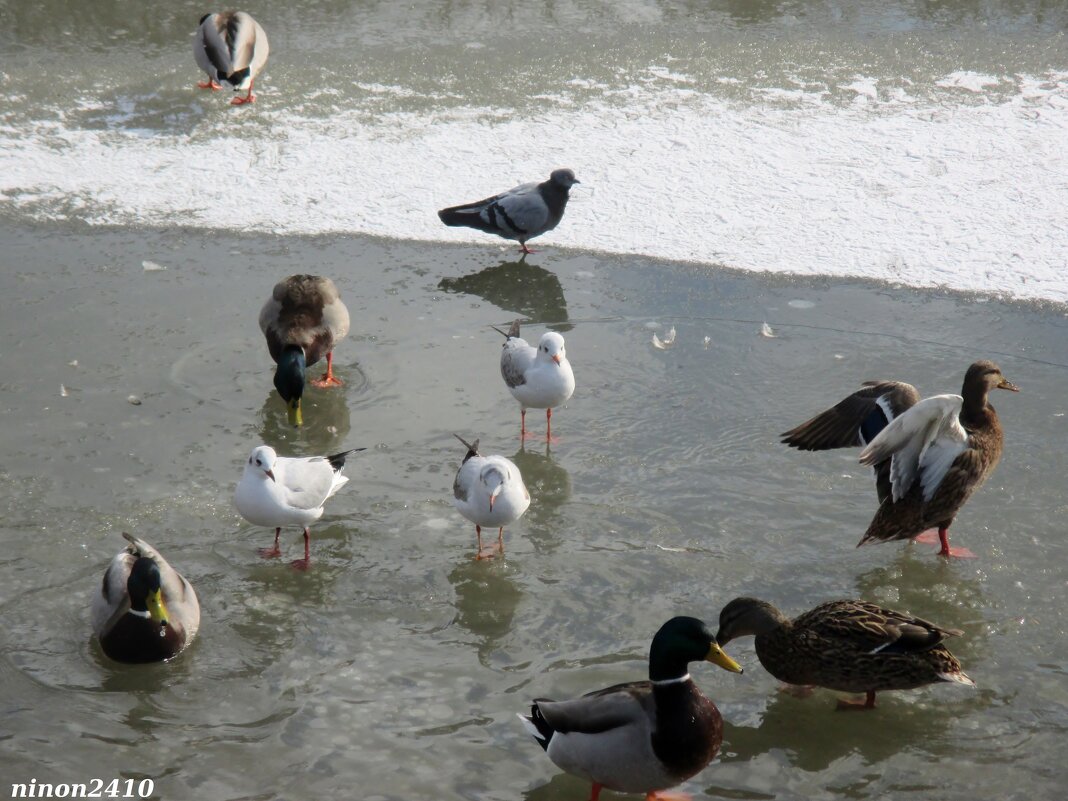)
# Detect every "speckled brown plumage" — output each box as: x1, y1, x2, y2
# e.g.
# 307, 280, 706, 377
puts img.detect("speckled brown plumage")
716, 598, 974, 702
859, 361, 1014, 546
